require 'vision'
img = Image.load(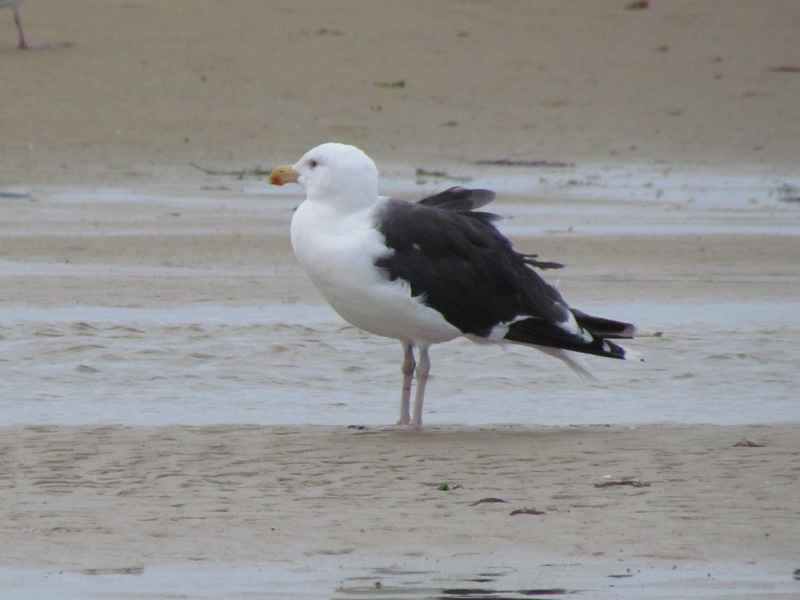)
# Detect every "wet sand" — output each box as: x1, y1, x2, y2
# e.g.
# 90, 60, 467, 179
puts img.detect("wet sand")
1, 186, 798, 433
2, 0, 799, 187
1, 424, 798, 574
1, 1, 799, 597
